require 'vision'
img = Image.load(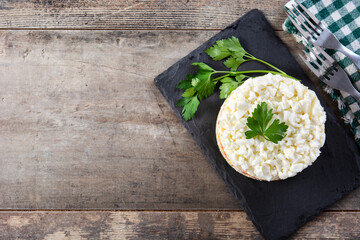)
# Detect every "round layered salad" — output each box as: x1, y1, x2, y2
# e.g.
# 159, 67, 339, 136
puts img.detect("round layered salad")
216, 73, 326, 181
